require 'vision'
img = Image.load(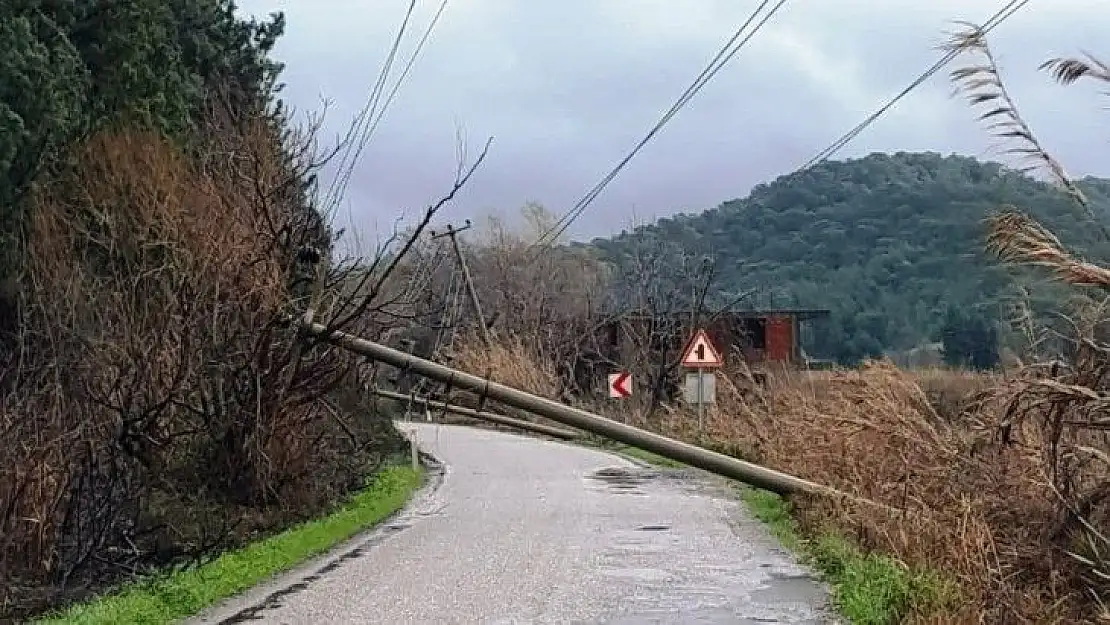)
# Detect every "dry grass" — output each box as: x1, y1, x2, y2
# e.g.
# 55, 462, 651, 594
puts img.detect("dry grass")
453, 334, 1108, 623
695, 364, 1090, 624
451, 333, 560, 398
442, 28, 1110, 622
